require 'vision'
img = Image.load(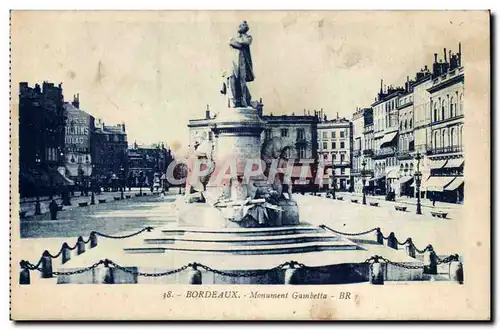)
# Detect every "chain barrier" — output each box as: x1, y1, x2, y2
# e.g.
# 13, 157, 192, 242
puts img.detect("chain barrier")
20, 255, 461, 281
93, 226, 154, 239
320, 224, 379, 237
108, 260, 191, 278
53, 260, 106, 276
20, 259, 42, 271
437, 254, 459, 265
396, 238, 411, 246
